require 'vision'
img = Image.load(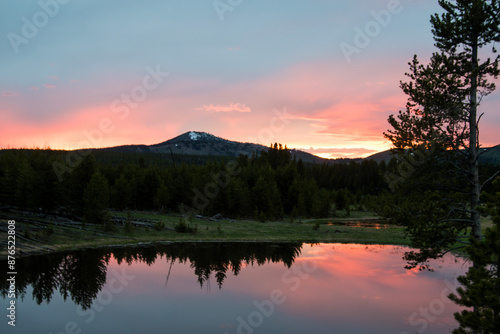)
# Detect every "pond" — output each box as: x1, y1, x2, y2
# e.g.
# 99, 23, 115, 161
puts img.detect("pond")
1, 243, 468, 334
